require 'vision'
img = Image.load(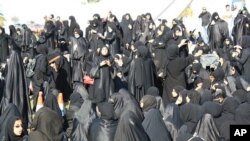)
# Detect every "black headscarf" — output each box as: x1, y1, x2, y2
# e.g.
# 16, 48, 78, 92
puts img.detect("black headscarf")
232, 89, 247, 104
187, 90, 201, 105
222, 97, 240, 115
97, 102, 115, 120
28, 107, 64, 141
202, 101, 222, 118
146, 86, 160, 96
140, 95, 157, 112
110, 89, 144, 122
210, 68, 225, 83
44, 91, 62, 118
5, 116, 26, 141
0, 50, 31, 129
211, 12, 220, 22
0, 104, 22, 140
70, 92, 84, 109
142, 108, 172, 141
114, 111, 150, 141
180, 103, 204, 134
